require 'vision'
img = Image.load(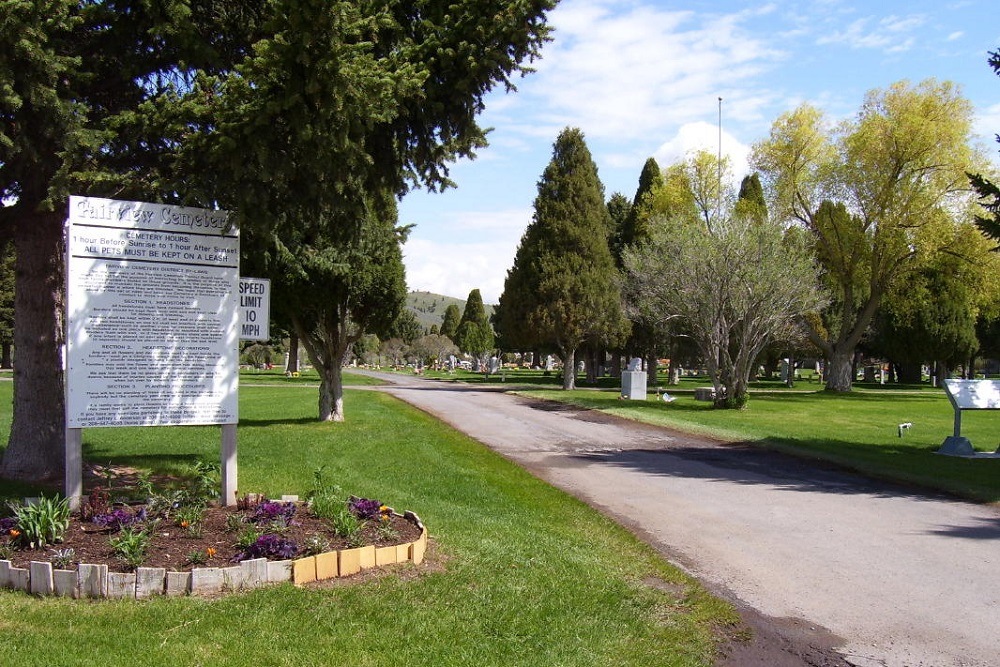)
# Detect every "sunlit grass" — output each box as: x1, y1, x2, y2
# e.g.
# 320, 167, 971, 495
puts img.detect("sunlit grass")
0, 381, 734, 666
